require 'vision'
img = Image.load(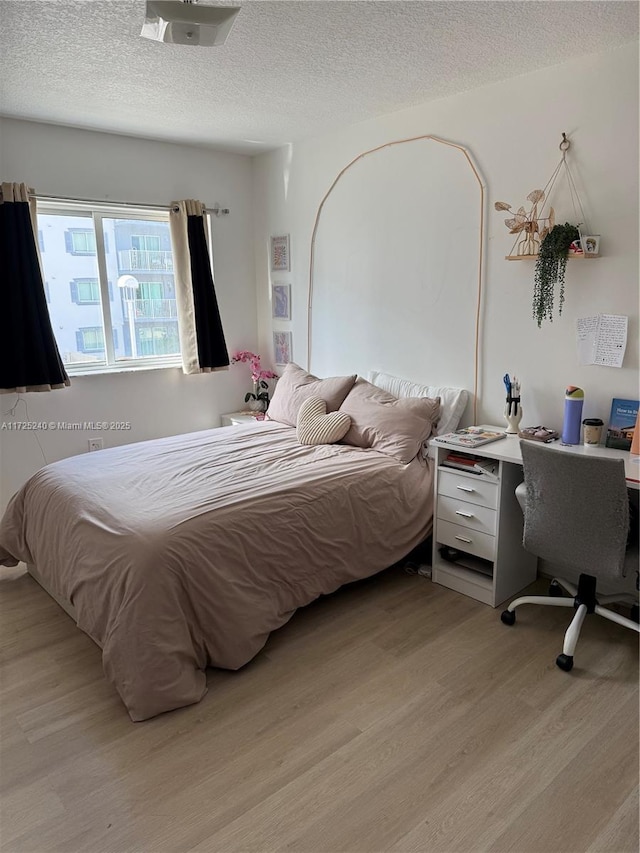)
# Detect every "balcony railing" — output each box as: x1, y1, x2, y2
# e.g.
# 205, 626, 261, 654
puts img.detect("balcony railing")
132, 298, 178, 319
118, 249, 174, 272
